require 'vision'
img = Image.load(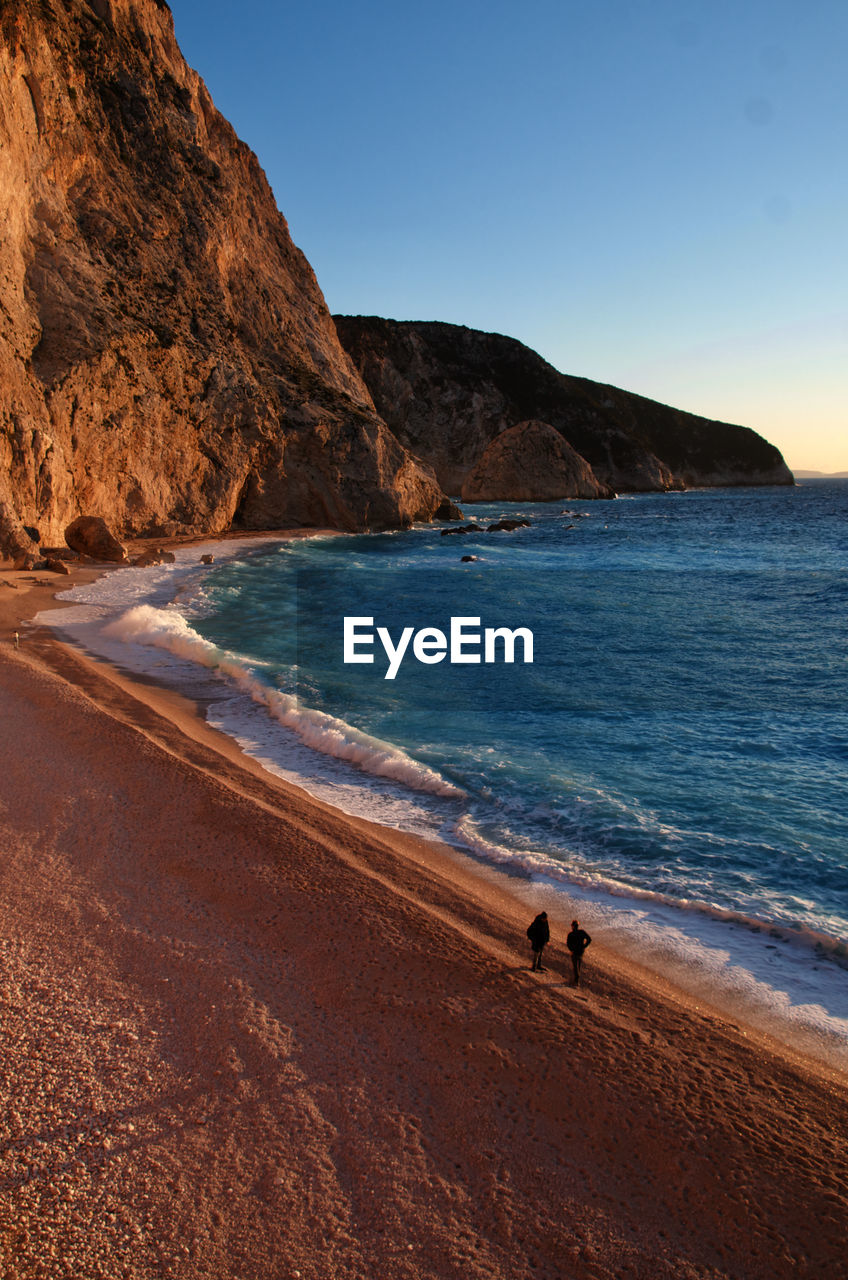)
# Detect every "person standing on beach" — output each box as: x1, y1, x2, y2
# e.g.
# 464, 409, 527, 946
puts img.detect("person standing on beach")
526, 911, 550, 972
566, 920, 591, 985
